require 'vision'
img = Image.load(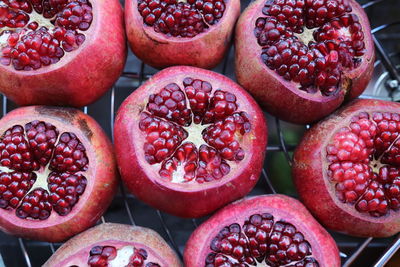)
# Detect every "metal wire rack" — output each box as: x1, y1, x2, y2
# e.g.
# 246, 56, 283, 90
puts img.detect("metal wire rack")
1, 0, 400, 266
